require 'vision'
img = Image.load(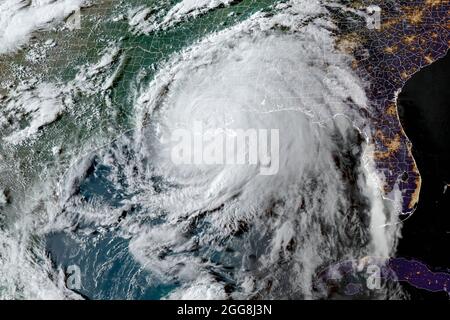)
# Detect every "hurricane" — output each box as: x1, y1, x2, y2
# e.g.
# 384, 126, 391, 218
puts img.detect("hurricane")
0, 0, 414, 300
